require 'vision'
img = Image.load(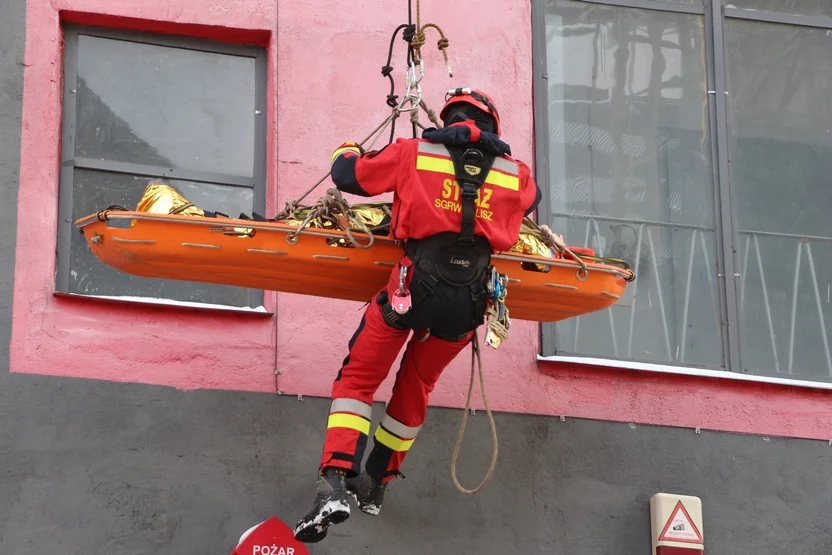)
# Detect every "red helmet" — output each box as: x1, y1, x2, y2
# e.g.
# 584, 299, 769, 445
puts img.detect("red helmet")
440, 88, 502, 136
